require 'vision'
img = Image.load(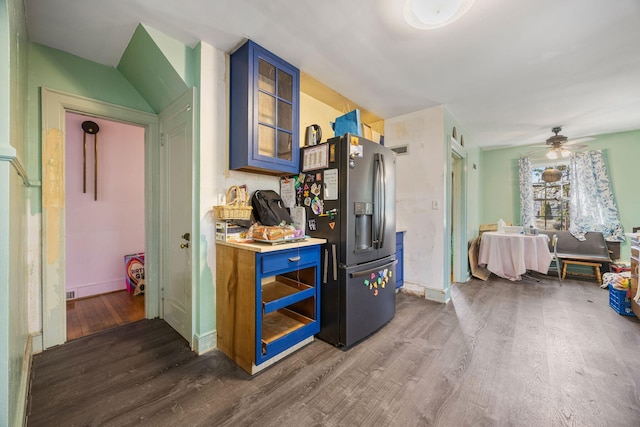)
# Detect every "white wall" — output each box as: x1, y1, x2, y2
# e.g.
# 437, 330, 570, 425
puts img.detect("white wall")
385, 106, 448, 301
65, 112, 145, 298
195, 43, 281, 353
